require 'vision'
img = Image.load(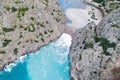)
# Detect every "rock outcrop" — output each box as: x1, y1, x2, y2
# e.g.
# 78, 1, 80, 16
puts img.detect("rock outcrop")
70, 8, 120, 80
0, 0, 65, 70
86, 0, 120, 15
